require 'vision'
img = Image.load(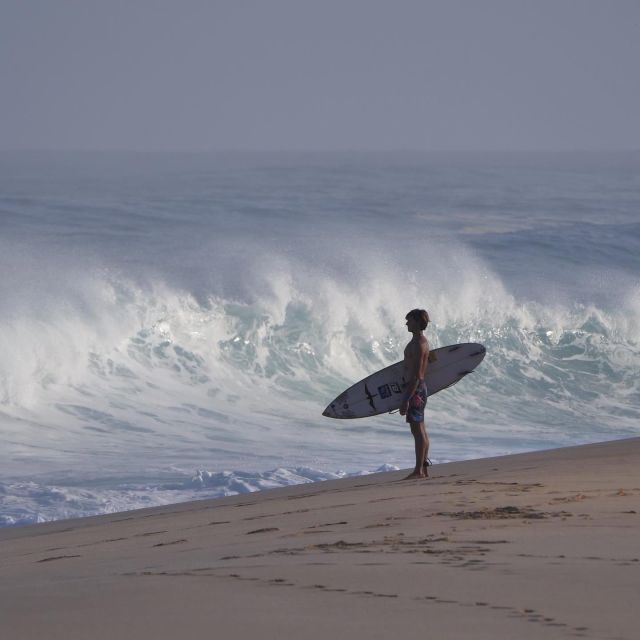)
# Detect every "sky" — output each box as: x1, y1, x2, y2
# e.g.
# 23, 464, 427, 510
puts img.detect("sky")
1, 0, 639, 151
